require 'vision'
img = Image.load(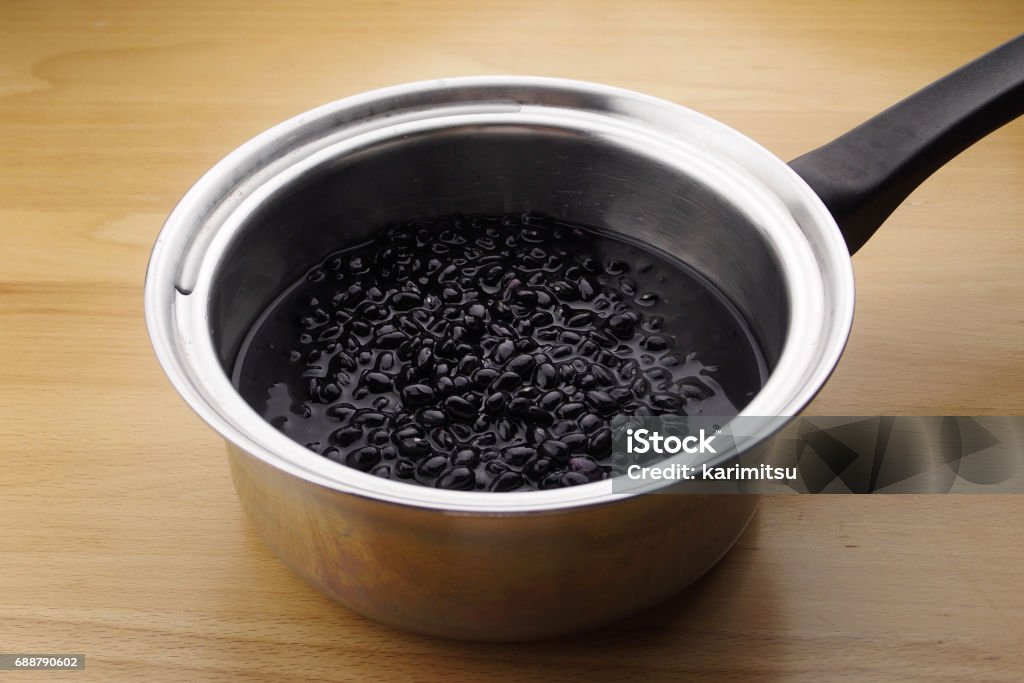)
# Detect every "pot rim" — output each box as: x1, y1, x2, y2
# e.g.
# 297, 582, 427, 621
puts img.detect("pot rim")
144, 75, 854, 513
